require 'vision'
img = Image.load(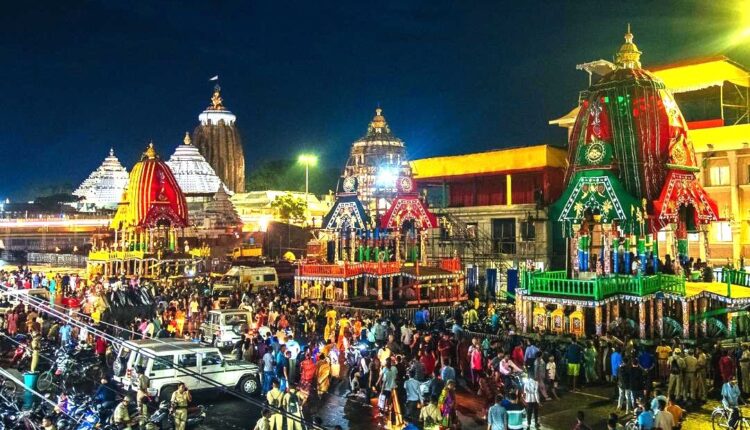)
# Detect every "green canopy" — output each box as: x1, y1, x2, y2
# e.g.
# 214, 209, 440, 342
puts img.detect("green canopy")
551, 169, 641, 236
